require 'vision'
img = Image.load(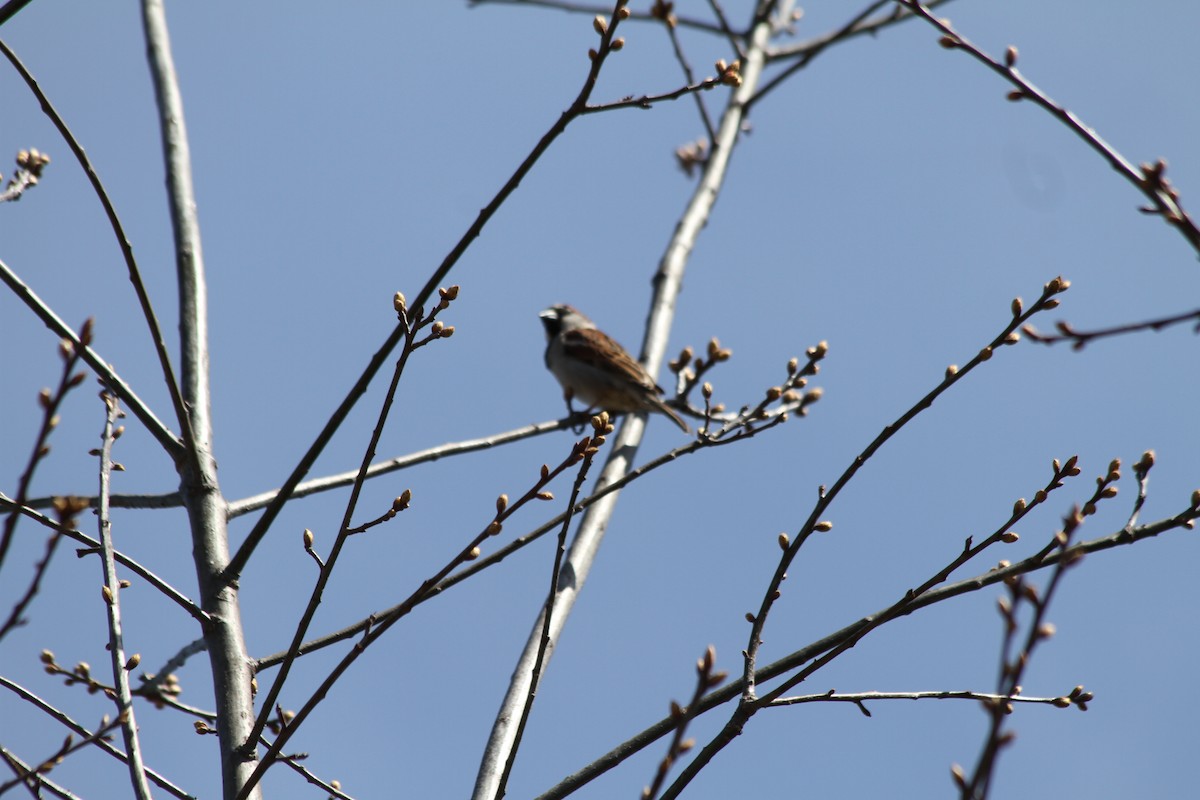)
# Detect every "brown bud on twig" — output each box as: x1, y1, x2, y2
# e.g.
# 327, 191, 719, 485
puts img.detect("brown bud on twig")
302, 529, 314, 548
813, 520, 833, 532
125, 654, 141, 670
778, 532, 789, 550
1004, 46, 1018, 67
593, 15, 608, 35
496, 494, 508, 515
